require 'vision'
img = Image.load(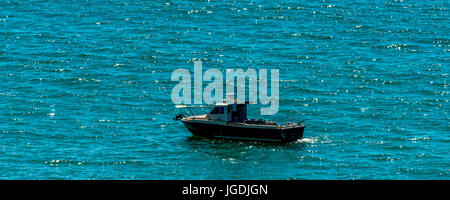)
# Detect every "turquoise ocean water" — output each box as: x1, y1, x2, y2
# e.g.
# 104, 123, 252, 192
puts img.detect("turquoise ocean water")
0, 0, 448, 179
